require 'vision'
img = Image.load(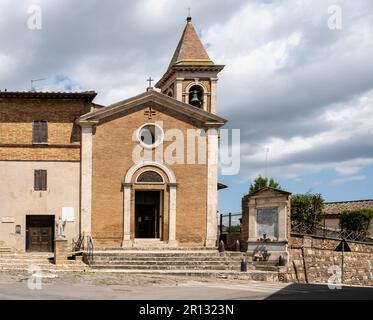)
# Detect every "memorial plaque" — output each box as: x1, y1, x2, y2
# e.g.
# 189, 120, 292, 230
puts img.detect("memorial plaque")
1, 216, 15, 223
62, 207, 75, 222
257, 208, 278, 238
